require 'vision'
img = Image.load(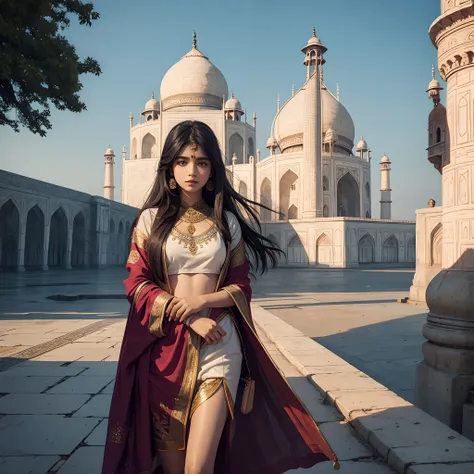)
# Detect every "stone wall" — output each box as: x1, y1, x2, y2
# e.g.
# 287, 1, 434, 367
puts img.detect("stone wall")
0, 170, 138, 271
